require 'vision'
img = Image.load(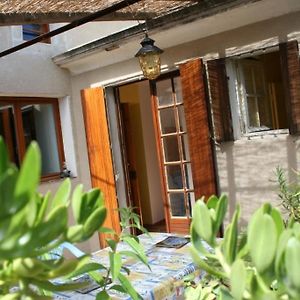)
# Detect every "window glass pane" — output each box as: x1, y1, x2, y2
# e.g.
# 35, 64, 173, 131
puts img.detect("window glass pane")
169, 193, 186, 217
21, 104, 60, 175
242, 64, 254, 95
0, 105, 19, 166
156, 79, 173, 106
159, 107, 176, 134
163, 136, 180, 162
257, 97, 272, 129
184, 163, 194, 189
247, 97, 260, 128
177, 105, 187, 132
181, 134, 190, 161
174, 77, 183, 104
166, 165, 183, 190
